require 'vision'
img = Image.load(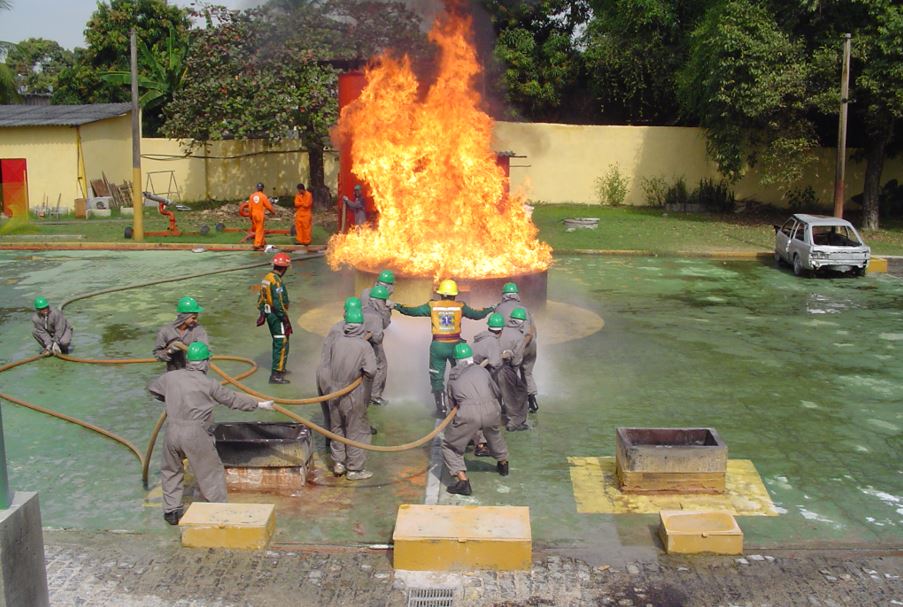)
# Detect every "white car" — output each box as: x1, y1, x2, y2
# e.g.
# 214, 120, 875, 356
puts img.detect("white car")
774, 214, 870, 276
